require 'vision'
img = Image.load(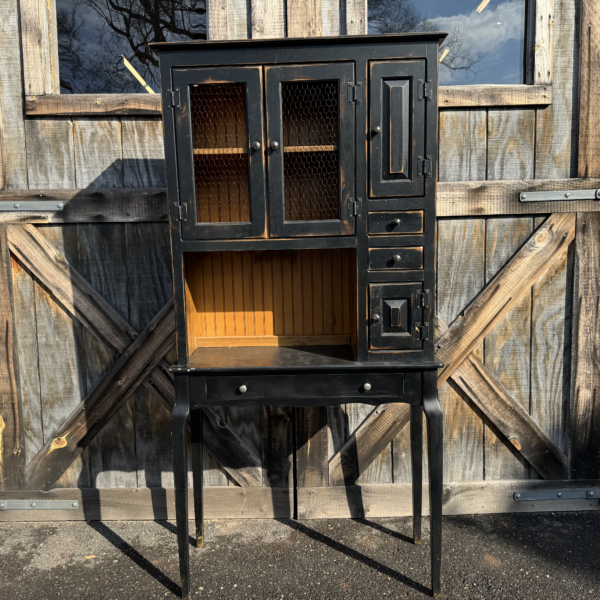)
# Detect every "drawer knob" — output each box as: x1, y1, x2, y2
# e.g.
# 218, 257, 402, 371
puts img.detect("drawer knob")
363, 383, 372, 391
393, 254, 402, 263
372, 125, 381, 134
238, 385, 248, 394
252, 141, 261, 150
270, 141, 280, 150
392, 218, 401, 226
372, 313, 381, 323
